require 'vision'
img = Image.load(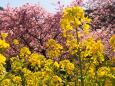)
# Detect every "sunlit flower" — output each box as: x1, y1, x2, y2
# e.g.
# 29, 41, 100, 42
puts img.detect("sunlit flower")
46, 39, 63, 58
97, 67, 110, 77
12, 76, 22, 85
54, 61, 59, 69
66, 62, 75, 74
52, 75, 62, 83
0, 40, 10, 49
1, 33, 8, 39
83, 24, 90, 34
110, 35, 115, 52
20, 47, 31, 57
29, 53, 45, 67
0, 54, 6, 64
